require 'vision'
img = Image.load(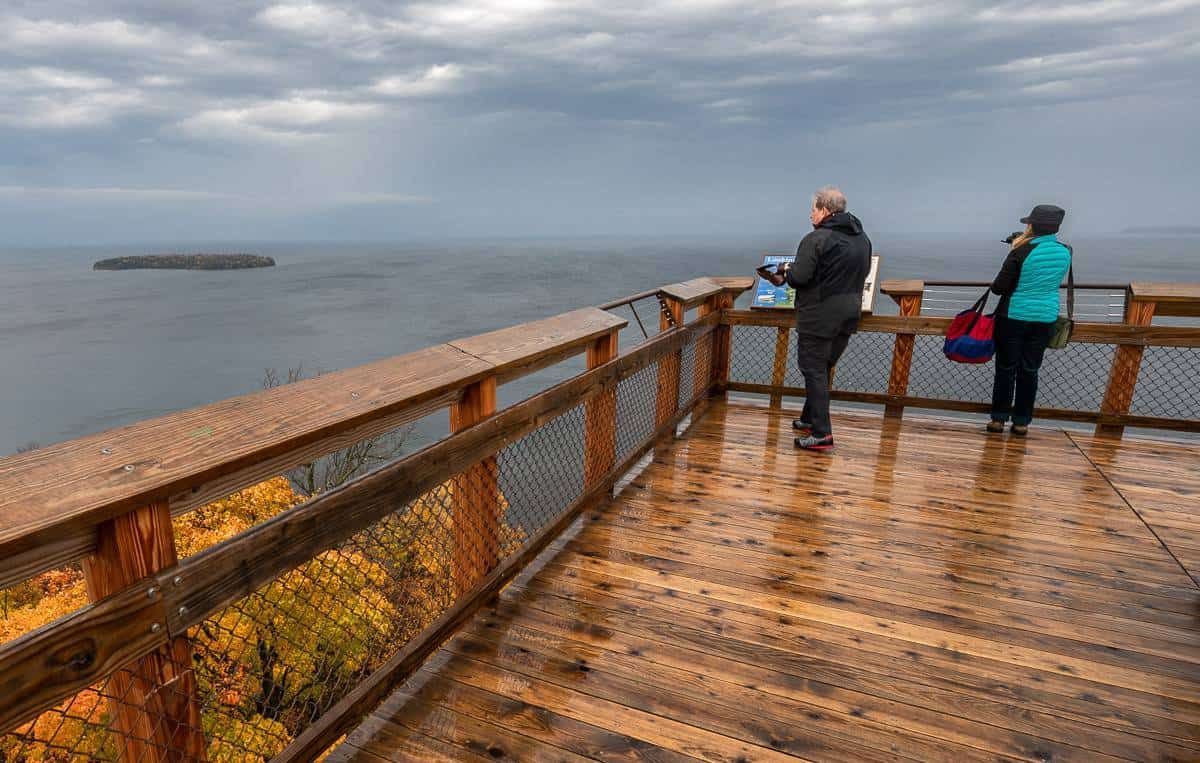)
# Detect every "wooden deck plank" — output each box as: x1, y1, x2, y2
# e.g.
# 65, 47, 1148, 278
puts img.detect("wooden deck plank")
510, 561, 1200, 747
340, 403, 1200, 762
1067, 431, 1200, 585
